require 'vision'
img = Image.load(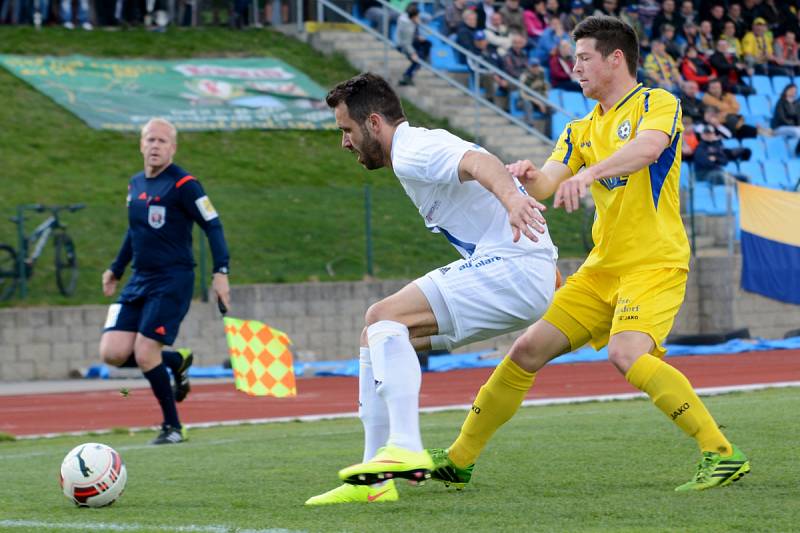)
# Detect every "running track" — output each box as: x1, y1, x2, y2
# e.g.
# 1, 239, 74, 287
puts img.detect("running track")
1, 350, 798, 437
